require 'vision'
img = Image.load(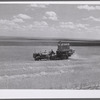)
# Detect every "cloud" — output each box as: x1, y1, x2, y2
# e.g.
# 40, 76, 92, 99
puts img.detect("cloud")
12, 18, 24, 23
0, 14, 31, 30
59, 22, 88, 30
0, 19, 21, 30
14, 14, 31, 20
83, 16, 100, 22
21, 21, 48, 31
0, 14, 31, 29
0, 19, 48, 31
59, 22, 75, 29
0, 19, 15, 25
10, 13, 31, 23
77, 5, 100, 11
30, 4, 48, 8
33, 21, 48, 27
76, 24, 88, 29
43, 11, 58, 21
